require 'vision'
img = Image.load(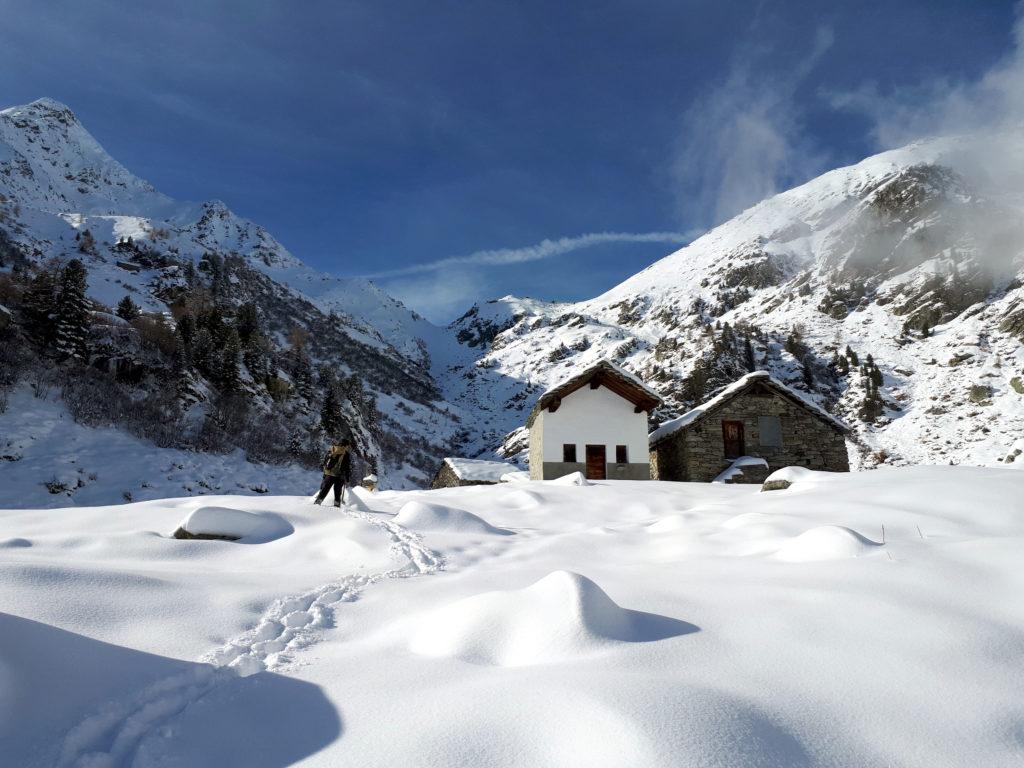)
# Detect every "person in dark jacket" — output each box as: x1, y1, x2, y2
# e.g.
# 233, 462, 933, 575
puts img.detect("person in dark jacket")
314, 439, 353, 507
